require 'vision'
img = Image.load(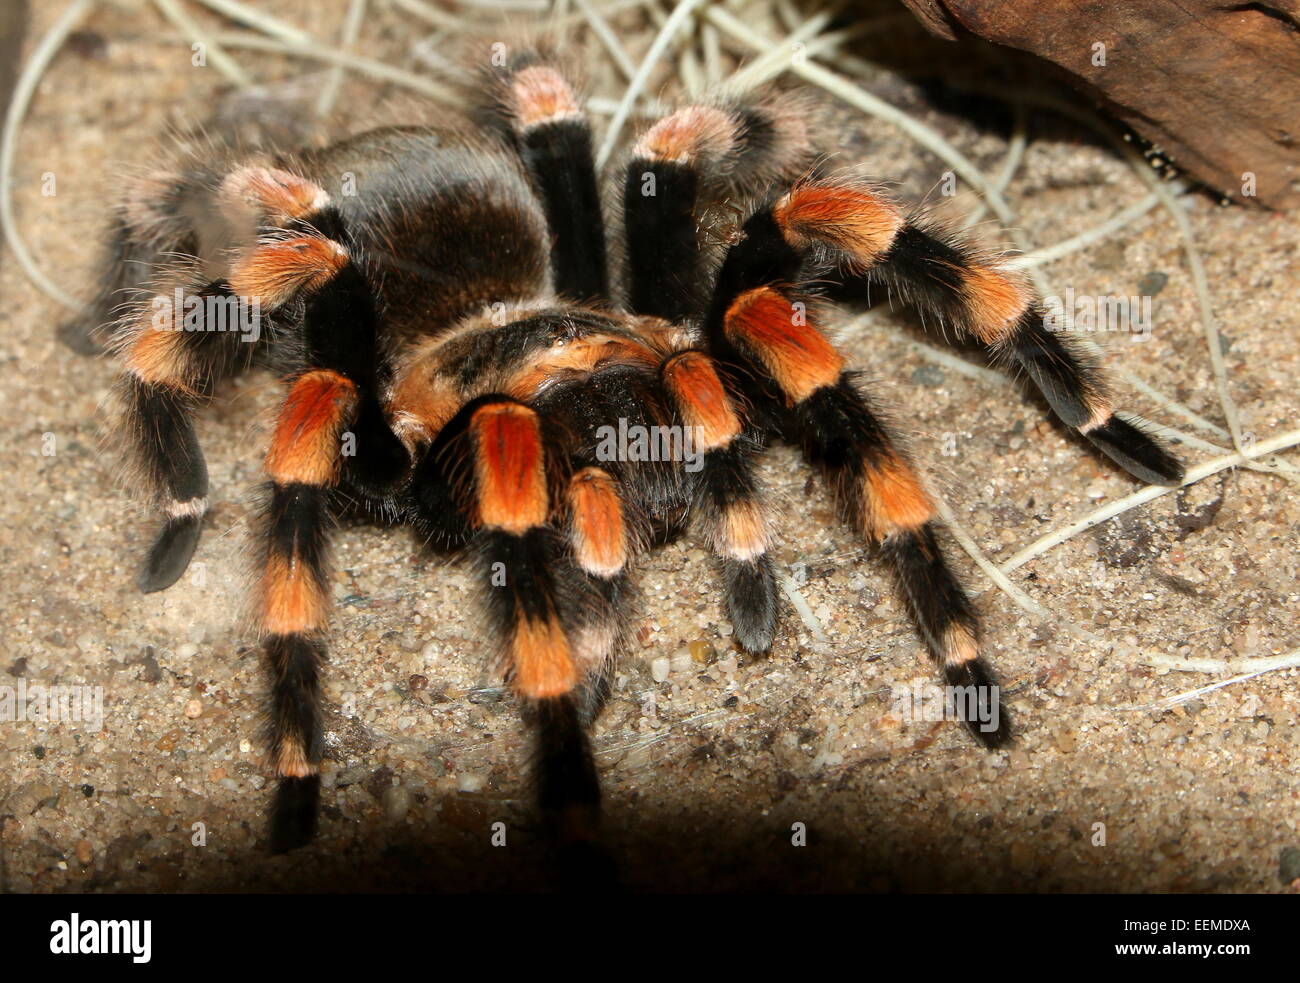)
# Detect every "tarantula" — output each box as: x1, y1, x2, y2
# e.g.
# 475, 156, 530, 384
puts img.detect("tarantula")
69, 52, 1183, 855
